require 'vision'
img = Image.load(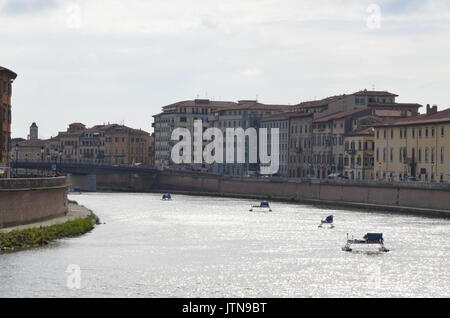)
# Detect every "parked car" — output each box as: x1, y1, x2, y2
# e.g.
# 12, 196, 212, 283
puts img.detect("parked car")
406, 176, 418, 182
